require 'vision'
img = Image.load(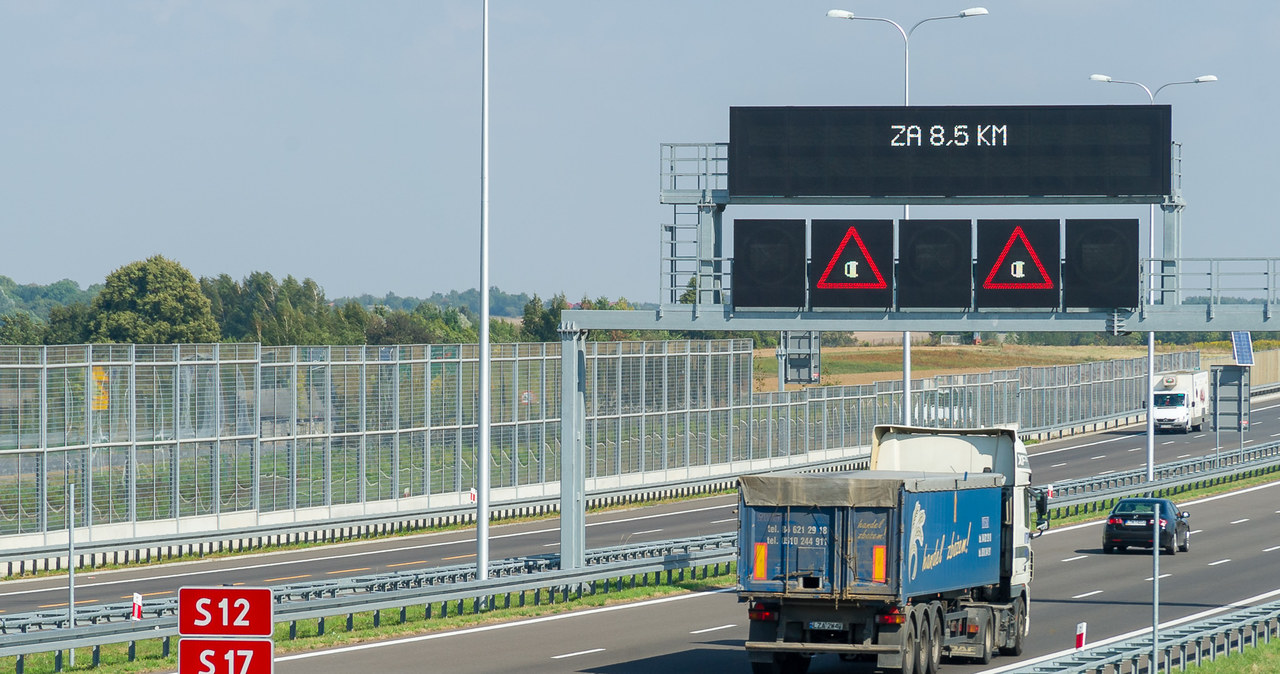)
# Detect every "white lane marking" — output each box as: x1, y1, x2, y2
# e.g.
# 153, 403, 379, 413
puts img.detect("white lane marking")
710, 518, 737, 525
1090, 455, 1106, 460
632, 529, 663, 536
1030, 434, 1130, 457
1230, 519, 1250, 525
1190, 529, 1204, 535
543, 543, 560, 547
1144, 574, 1172, 581
690, 624, 737, 634
1061, 555, 1087, 562
1128, 447, 1143, 452
981, 584, 1280, 673
1072, 590, 1103, 599
1050, 462, 1068, 468
1098, 470, 1115, 476
1208, 559, 1232, 566
1270, 433, 1280, 438
552, 648, 606, 660
1191, 434, 1205, 438
1177, 454, 1191, 459
1162, 441, 1176, 446
1264, 545, 1280, 552
275, 589, 734, 662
